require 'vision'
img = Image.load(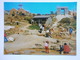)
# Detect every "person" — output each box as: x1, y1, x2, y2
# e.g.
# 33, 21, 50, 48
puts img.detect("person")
15, 23, 19, 34
50, 28, 54, 34
16, 21, 19, 25
39, 25, 43, 33
63, 43, 70, 54
4, 33, 8, 42
69, 27, 73, 38
46, 29, 49, 37
59, 45, 64, 54
45, 41, 49, 53
39, 23, 41, 27
42, 25, 44, 31
31, 19, 34, 25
